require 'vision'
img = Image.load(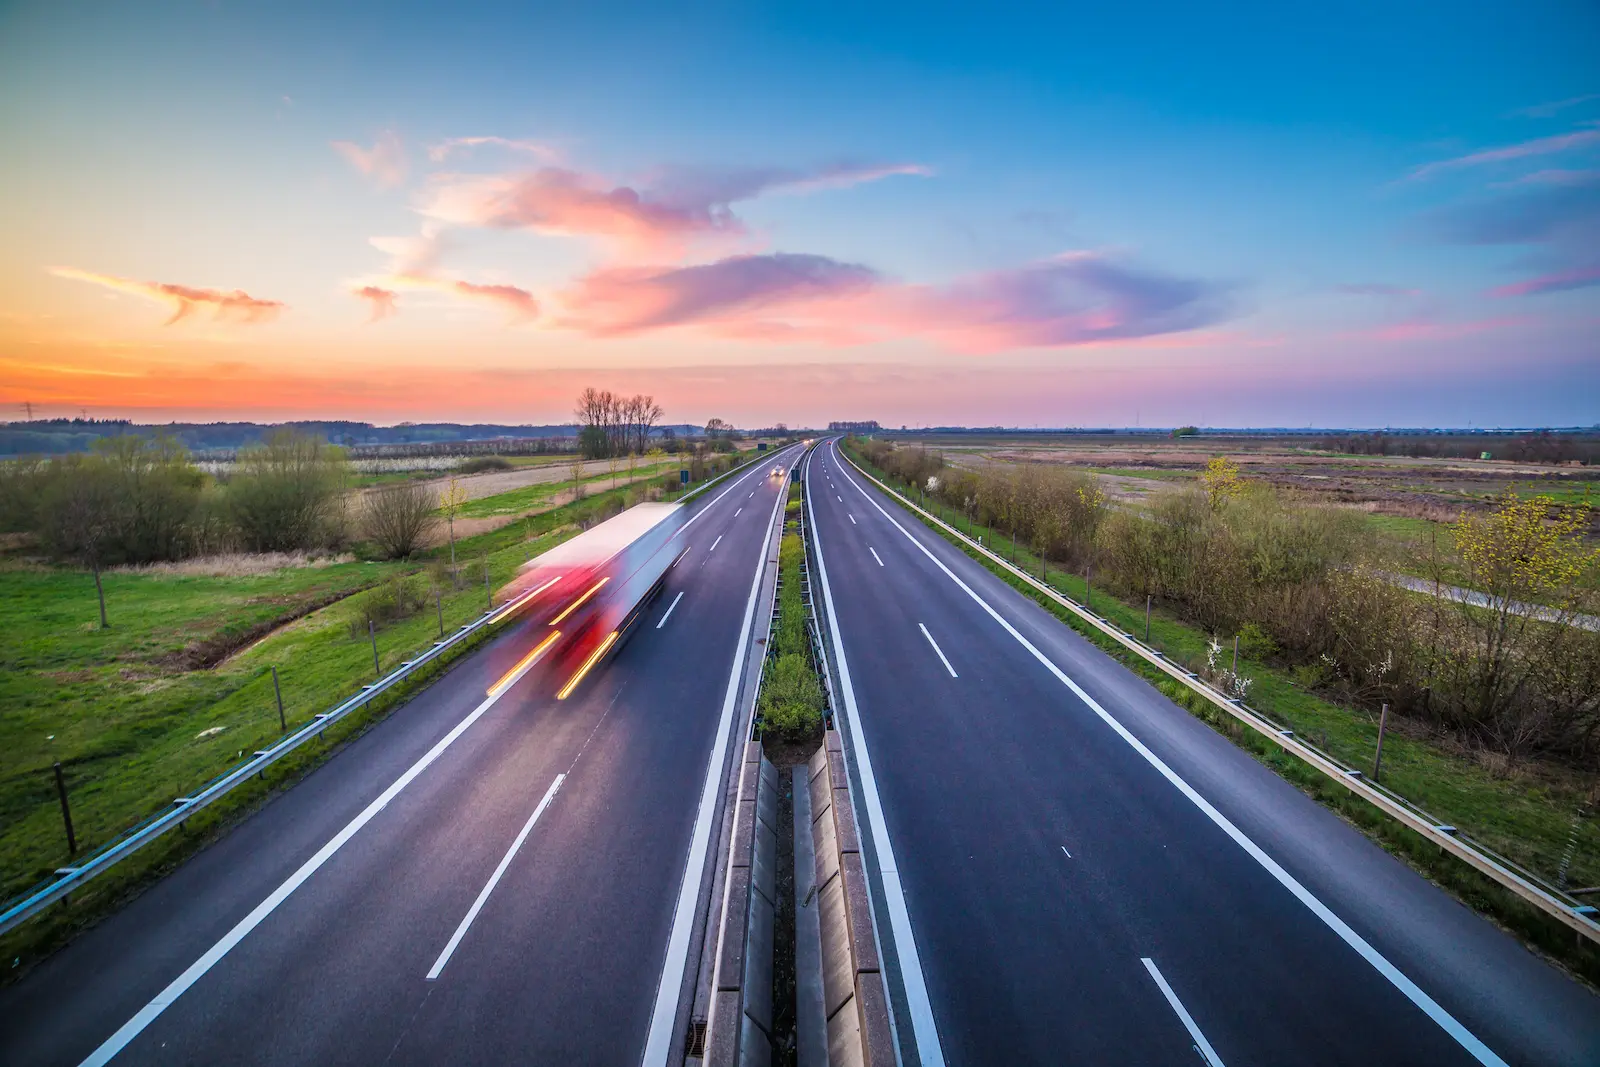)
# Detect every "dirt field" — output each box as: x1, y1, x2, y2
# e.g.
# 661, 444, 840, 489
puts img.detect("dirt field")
922, 435, 1598, 524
